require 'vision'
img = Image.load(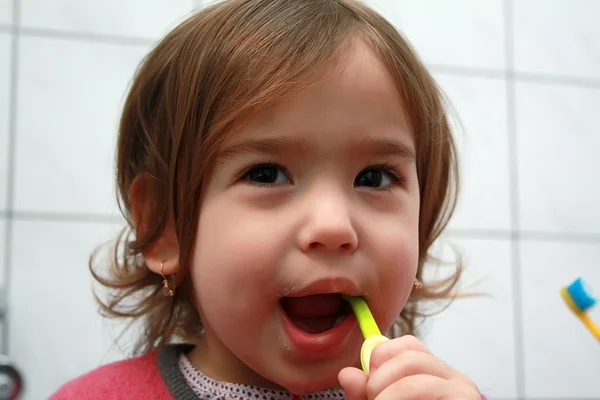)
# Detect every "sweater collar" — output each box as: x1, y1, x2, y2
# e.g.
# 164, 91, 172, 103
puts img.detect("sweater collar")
157, 344, 346, 400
